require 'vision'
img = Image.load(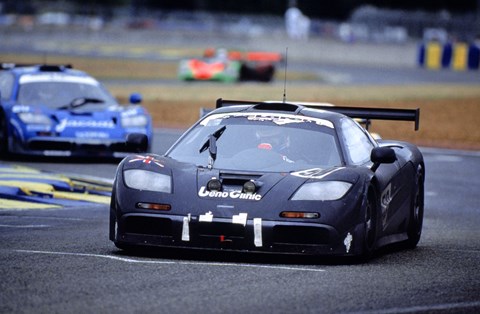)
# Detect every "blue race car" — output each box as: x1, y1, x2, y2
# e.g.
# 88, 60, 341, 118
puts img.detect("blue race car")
0, 63, 152, 158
